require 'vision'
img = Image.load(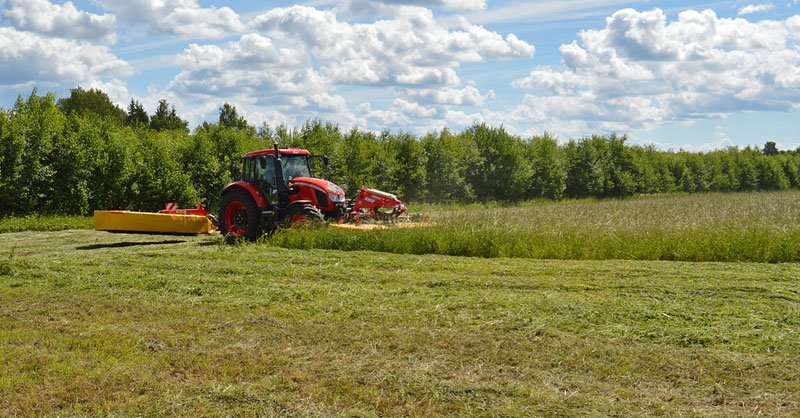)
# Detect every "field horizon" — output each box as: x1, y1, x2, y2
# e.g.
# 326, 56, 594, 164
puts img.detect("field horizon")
5, 190, 800, 263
